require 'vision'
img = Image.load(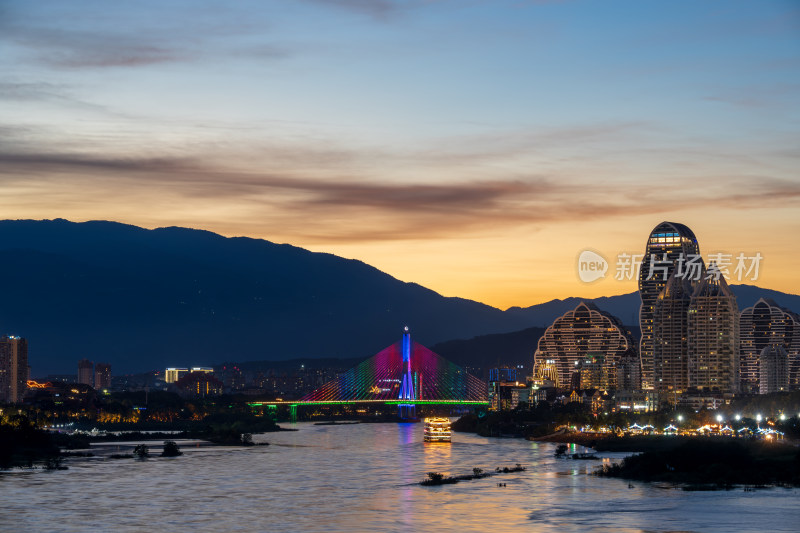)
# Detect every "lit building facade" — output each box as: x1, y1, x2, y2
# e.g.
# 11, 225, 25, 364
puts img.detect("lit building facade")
653, 273, 694, 400
687, 271, 739, 394
94, 363, 112, 390
615, 348, 641, 392
165, 367, 189, 384
532, 358, 559, 388
740, 298, 800, 393
0, 336, 28, 403
534, 302, 635, 391
638, 221, 702, 390
759, 344, 789, 394
175, 371, 223, 397
488, 366, 526, 410
78, 359, 94, 387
